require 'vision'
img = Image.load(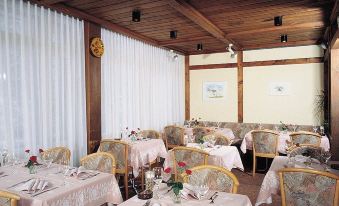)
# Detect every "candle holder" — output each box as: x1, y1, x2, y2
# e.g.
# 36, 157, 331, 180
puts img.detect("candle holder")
145, 170, 155, 191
